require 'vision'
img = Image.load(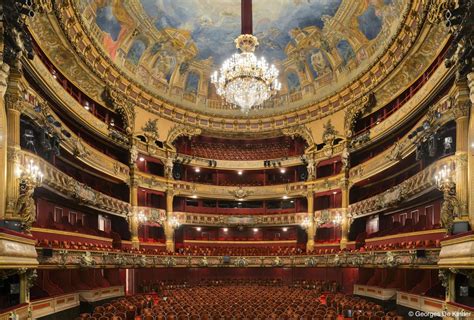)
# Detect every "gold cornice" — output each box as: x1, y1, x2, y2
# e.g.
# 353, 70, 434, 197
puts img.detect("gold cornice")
0, 232, 36, 246
31, 227, 114, 243
364, 229, 447, 243
440, 234, 474, 247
